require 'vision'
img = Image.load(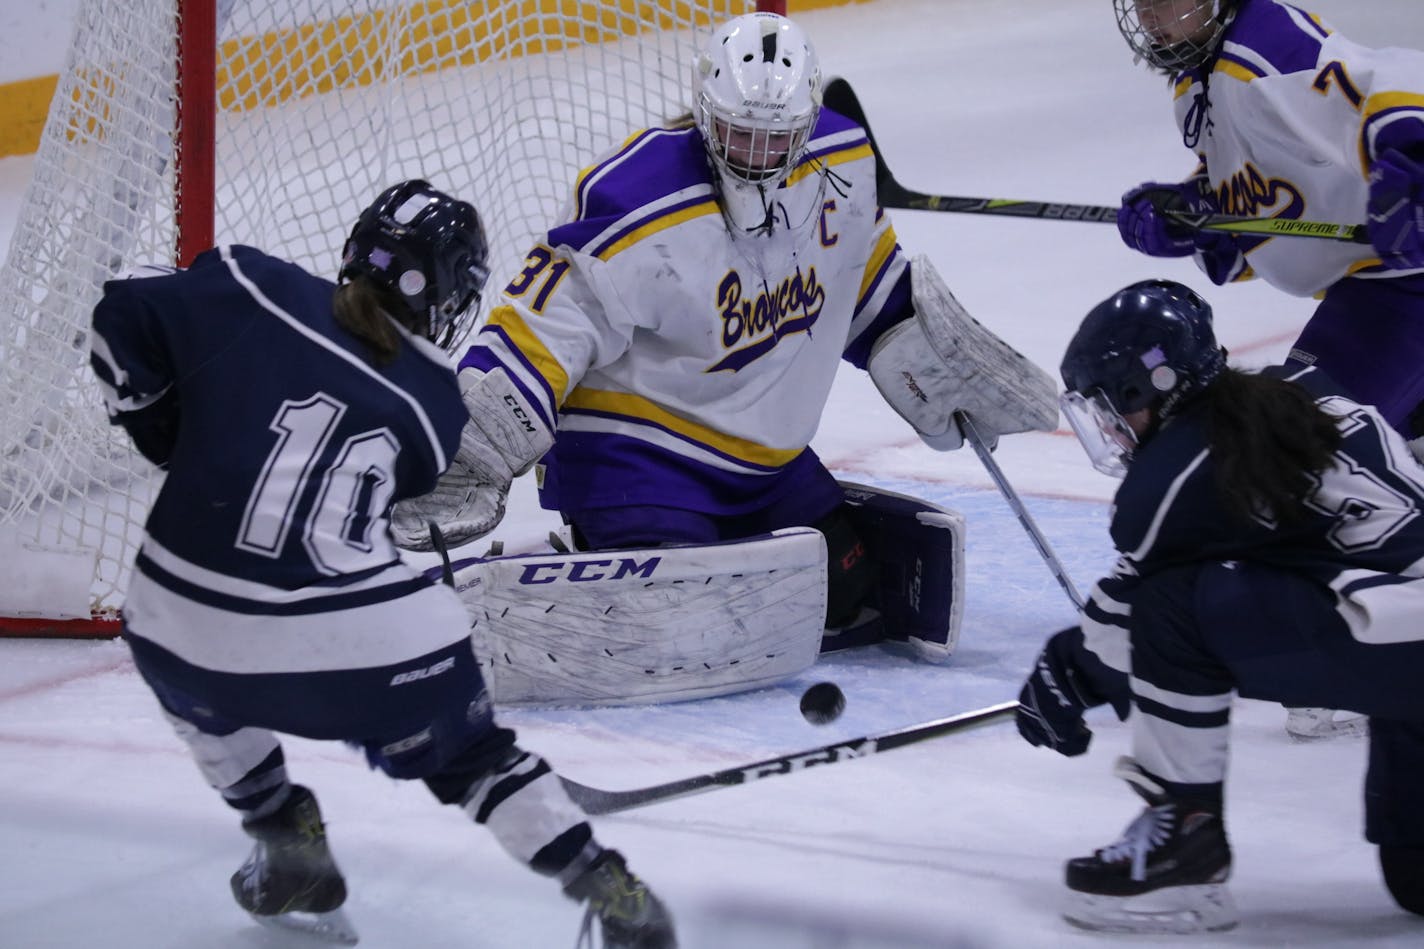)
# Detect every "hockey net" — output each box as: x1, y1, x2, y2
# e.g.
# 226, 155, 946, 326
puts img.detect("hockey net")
0, 0, 770, 636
